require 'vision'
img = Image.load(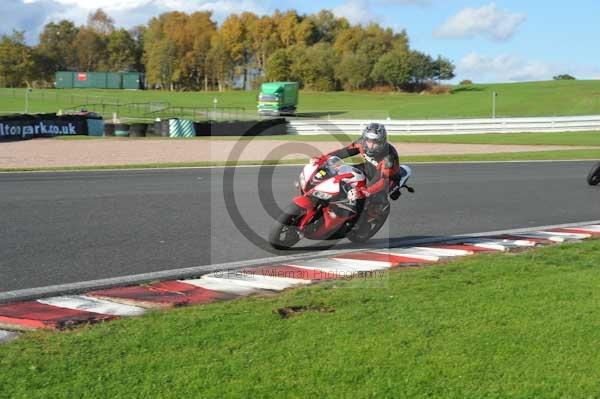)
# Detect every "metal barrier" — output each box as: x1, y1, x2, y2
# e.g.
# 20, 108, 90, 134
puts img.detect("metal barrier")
288, 116, 600, 135
63, 102, 170, 118
145, 106, 246, 121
